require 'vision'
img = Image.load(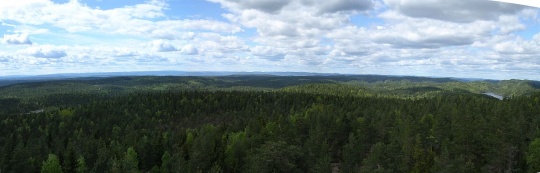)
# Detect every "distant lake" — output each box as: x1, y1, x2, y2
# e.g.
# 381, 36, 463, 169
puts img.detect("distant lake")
483, 92, 504, 100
